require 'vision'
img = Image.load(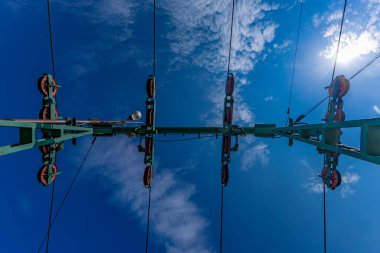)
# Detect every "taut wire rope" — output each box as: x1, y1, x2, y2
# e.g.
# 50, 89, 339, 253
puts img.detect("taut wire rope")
286, 0, 304, 119
221, 1, 235, 253
45, 1, 57, 252
37, 137, 97, 253
294, 0, 347, 123
145, 0, 156, 252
